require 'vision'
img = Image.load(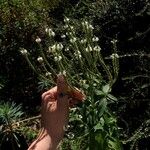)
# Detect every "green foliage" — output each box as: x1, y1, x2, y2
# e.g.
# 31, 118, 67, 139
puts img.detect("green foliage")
0, 102, 23, 125
21, 16, 121, 149
0, 102, 27, 150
